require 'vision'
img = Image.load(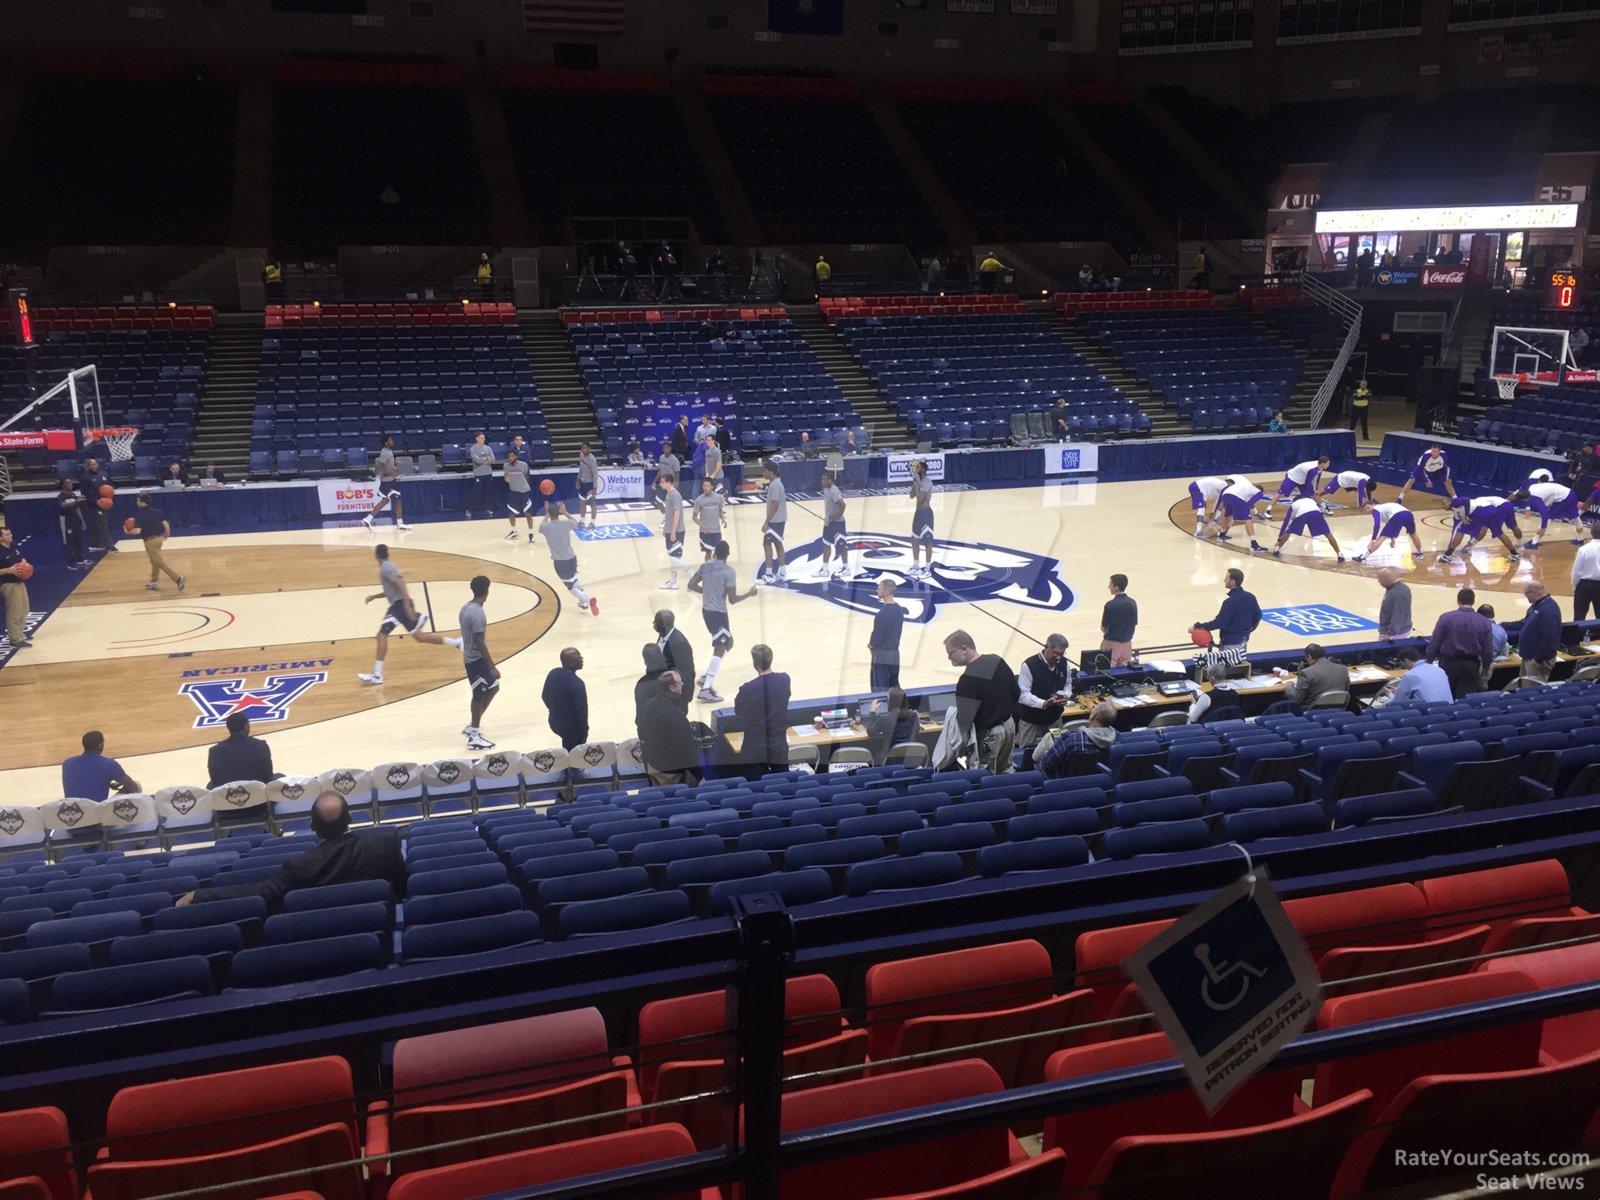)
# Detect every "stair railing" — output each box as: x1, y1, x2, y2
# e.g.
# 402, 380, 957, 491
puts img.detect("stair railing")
1299, 272, 1363, 430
